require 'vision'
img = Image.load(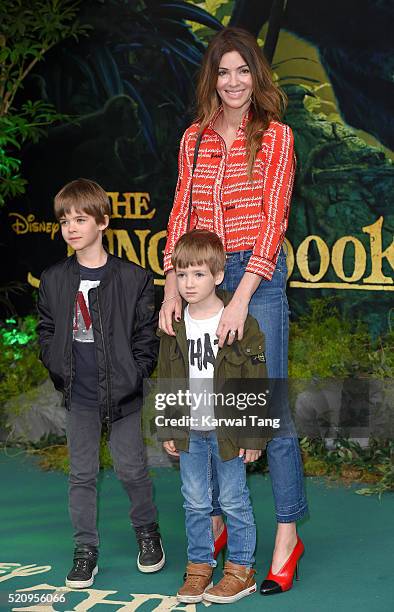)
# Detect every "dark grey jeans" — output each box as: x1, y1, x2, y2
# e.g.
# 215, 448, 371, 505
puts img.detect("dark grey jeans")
66, 403, 157, 547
